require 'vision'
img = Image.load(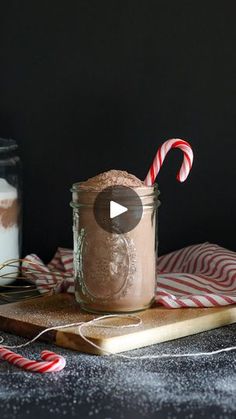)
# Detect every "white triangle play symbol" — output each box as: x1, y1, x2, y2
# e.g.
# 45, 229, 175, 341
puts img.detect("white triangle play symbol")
110, 200, 128, 219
